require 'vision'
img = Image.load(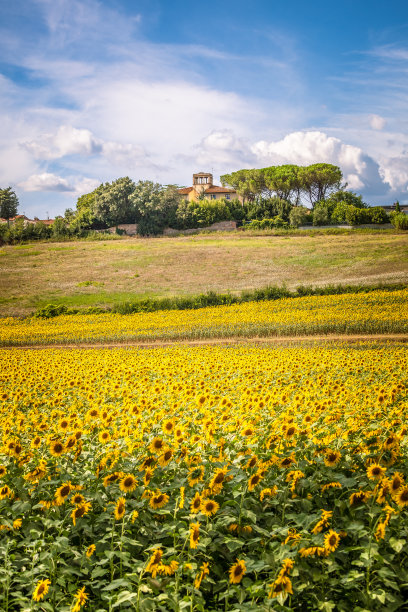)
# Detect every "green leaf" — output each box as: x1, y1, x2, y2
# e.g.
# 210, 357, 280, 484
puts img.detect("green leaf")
112, 590, 137, 607
389, 538, 406, 553
102, 579, 131, 591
